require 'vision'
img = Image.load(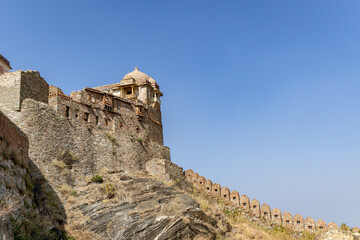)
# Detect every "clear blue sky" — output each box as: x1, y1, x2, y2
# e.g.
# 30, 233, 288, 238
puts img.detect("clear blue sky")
2, 0, 360, 227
